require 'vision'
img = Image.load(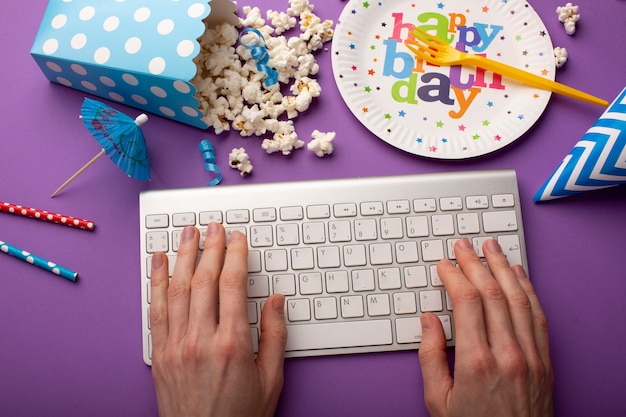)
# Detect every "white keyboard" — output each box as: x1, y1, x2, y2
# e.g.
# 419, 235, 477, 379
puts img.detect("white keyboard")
139, 169, 527, 365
